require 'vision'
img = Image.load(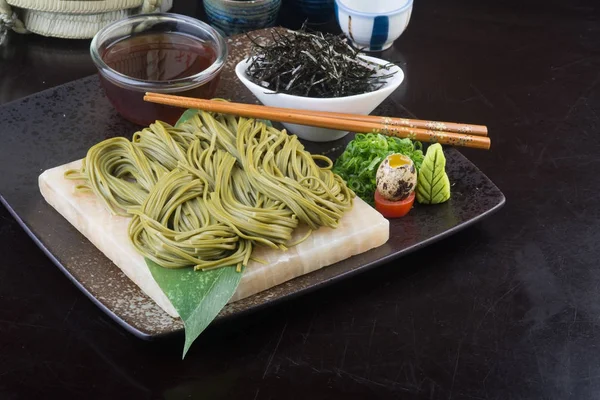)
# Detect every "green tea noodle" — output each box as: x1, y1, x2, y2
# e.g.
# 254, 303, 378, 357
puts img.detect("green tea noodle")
66, 110, 354, 272
128, 168, 251, 270
180, 114, 353, 230
65, 137, 160, 216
